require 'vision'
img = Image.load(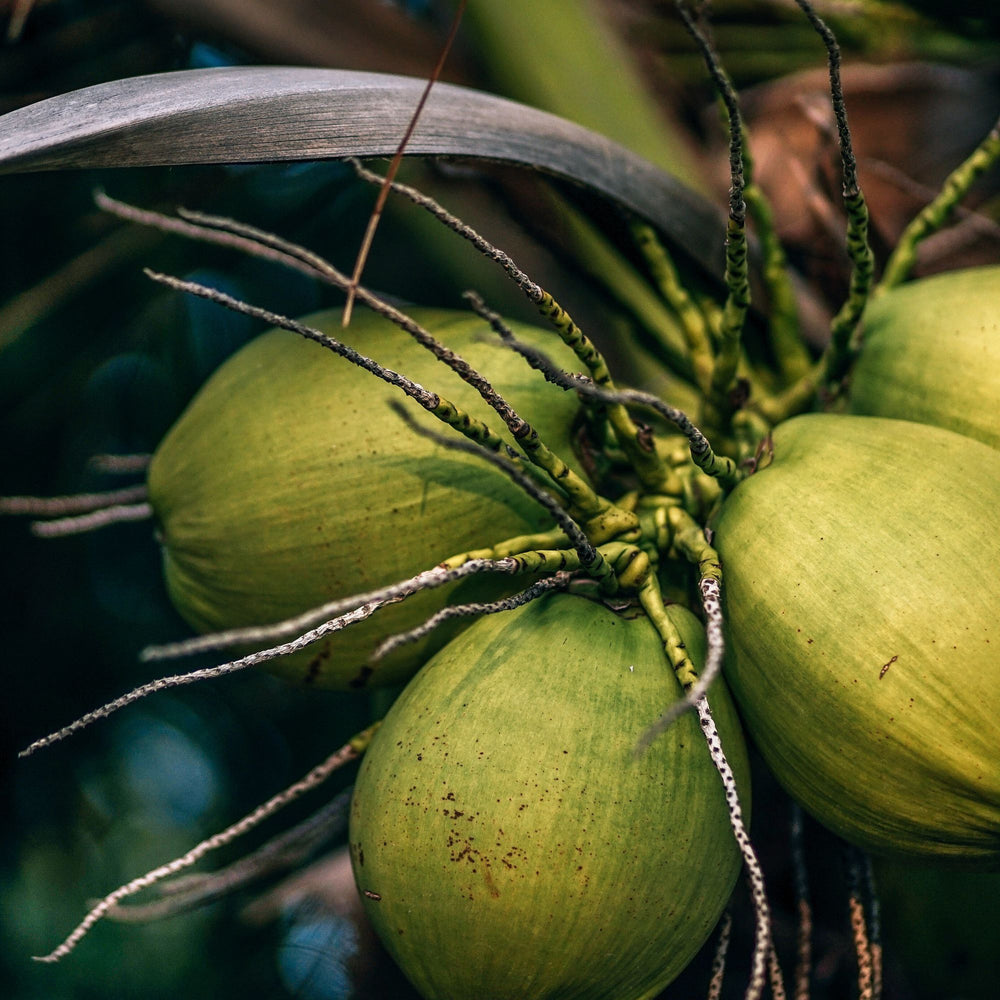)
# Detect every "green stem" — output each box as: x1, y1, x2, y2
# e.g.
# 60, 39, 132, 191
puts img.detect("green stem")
468, 291, 680, 497
631, 220, 716, 395
442, 546, 582, 575
703, 217, 750, 431
879, 116, 1000, 292
637, 575, 700, 691
825, 190, 875, 385
743, 180, 810, 384
668, 506, 722, 585
552, 198, 697, 378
